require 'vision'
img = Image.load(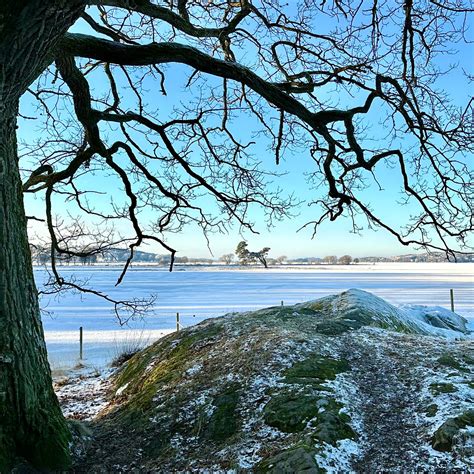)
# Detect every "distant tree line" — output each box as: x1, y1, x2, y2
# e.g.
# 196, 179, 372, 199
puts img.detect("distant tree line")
30, 243, 473, 267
